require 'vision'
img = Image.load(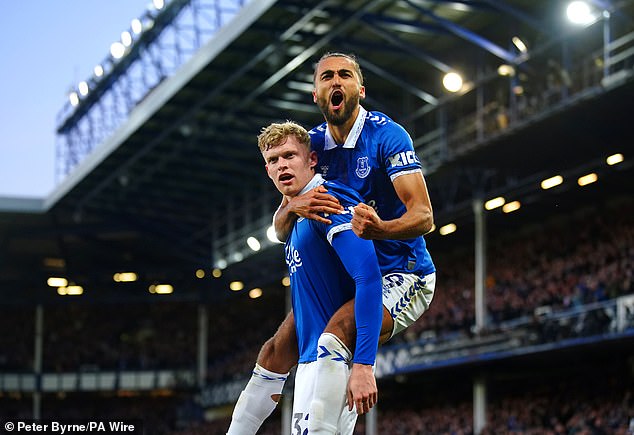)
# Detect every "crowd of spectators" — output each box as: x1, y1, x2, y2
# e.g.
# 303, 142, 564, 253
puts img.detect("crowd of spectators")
1, 197, 632, 434
402, 198, 633, 343
0, 199, 631, 377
